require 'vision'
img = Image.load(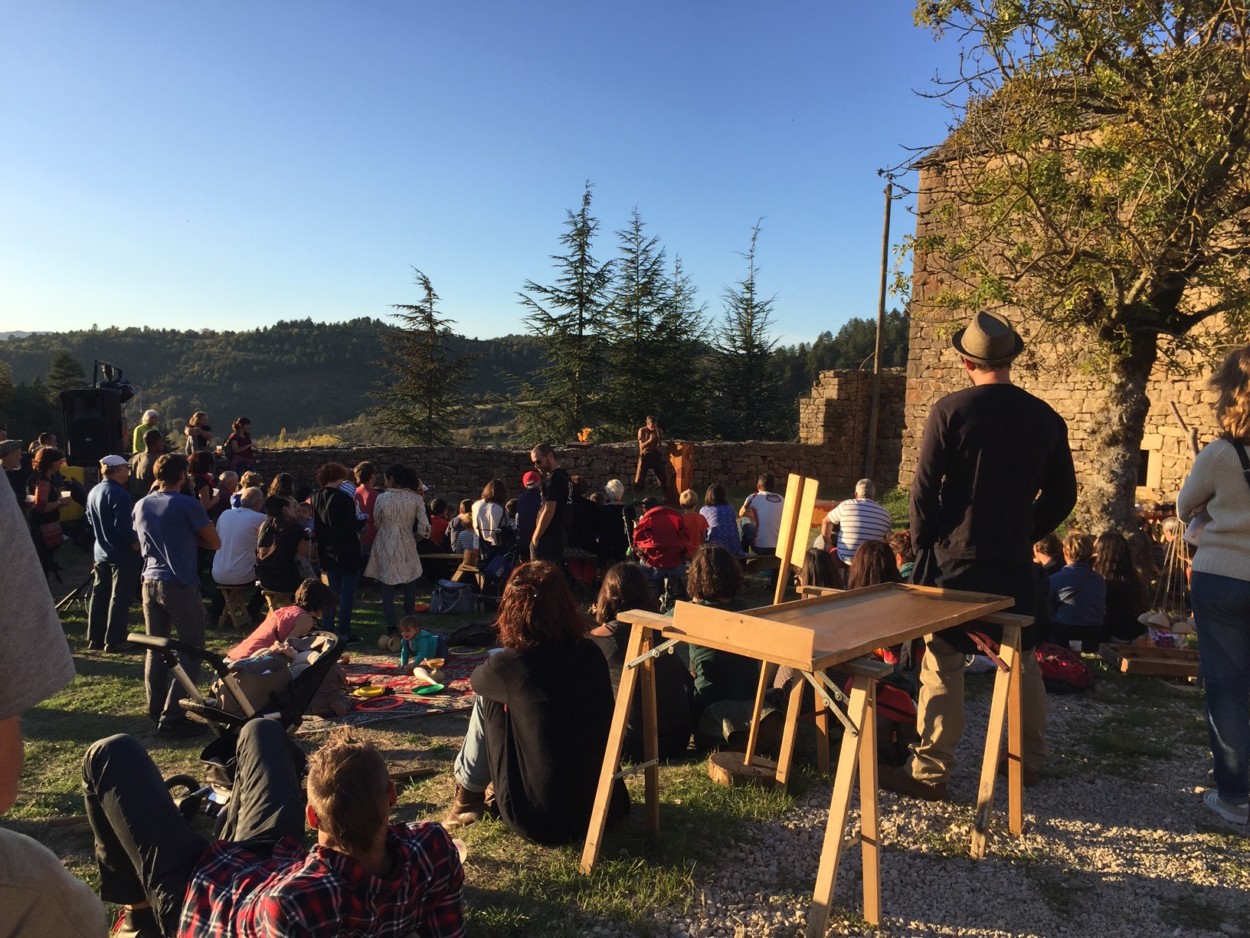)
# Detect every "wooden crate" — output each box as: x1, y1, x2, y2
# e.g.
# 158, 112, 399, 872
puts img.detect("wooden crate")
1101, 643, 1199, 679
